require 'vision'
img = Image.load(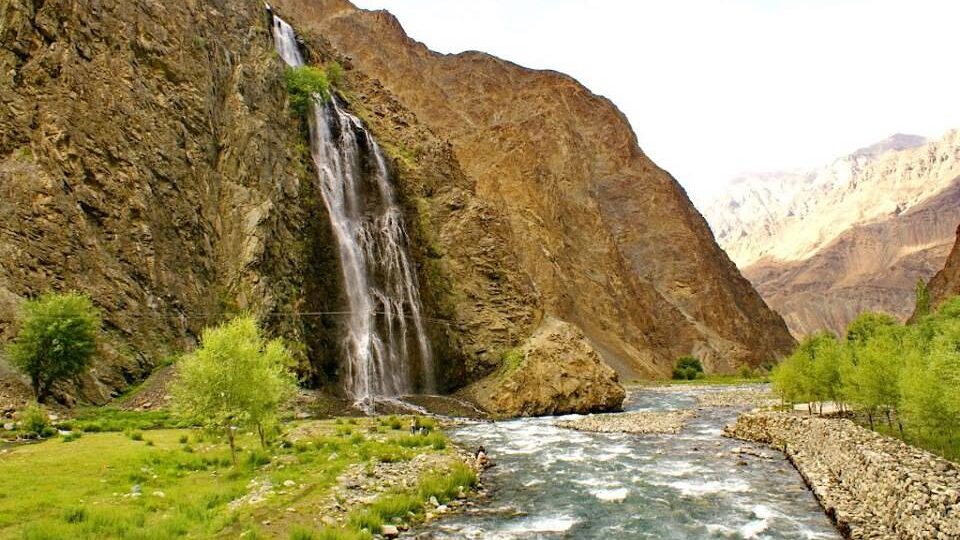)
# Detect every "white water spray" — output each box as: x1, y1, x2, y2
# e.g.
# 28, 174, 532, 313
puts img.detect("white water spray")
271, 13, 435, 410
